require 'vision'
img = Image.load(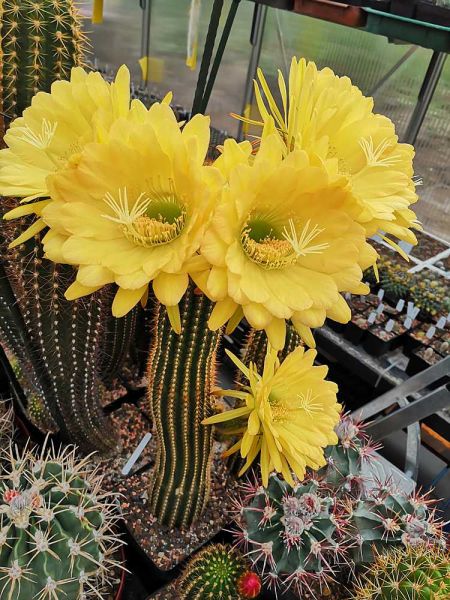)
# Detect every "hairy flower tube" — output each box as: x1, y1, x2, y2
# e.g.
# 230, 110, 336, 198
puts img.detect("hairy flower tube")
235, 57, 421, 258
193, 133, 377, 349
1, 65, 141, 247
202, 346, 341, 486
36, 100, 221, 328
